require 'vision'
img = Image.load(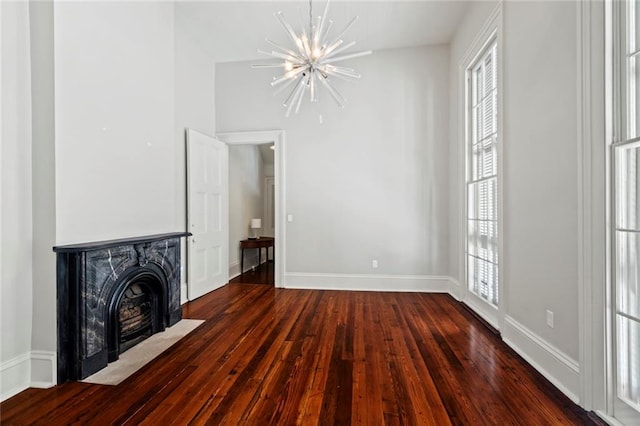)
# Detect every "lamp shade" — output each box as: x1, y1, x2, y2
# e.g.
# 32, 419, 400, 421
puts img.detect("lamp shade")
250, 218, 262, 229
